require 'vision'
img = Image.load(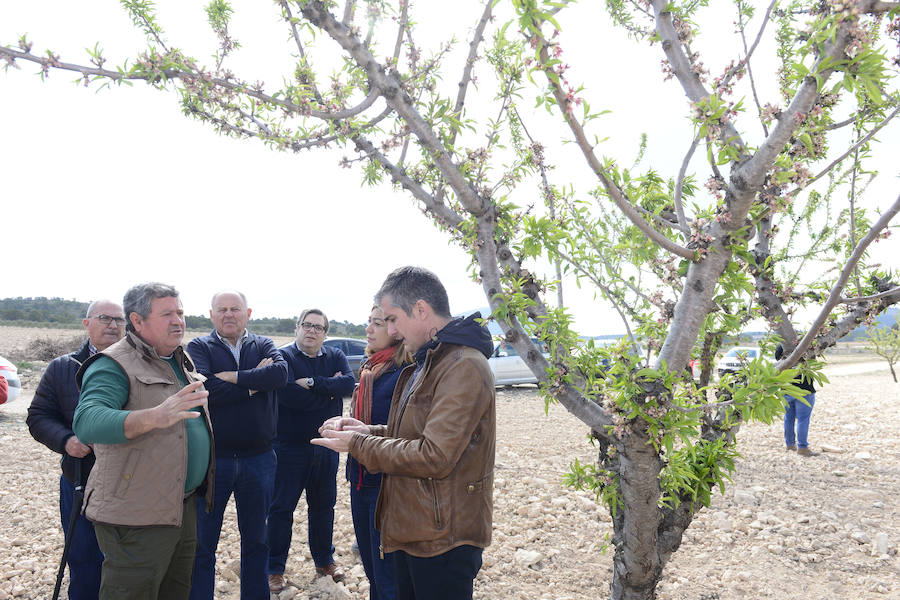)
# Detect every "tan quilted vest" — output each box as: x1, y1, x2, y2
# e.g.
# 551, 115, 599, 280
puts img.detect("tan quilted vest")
79, 332, 215, 527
